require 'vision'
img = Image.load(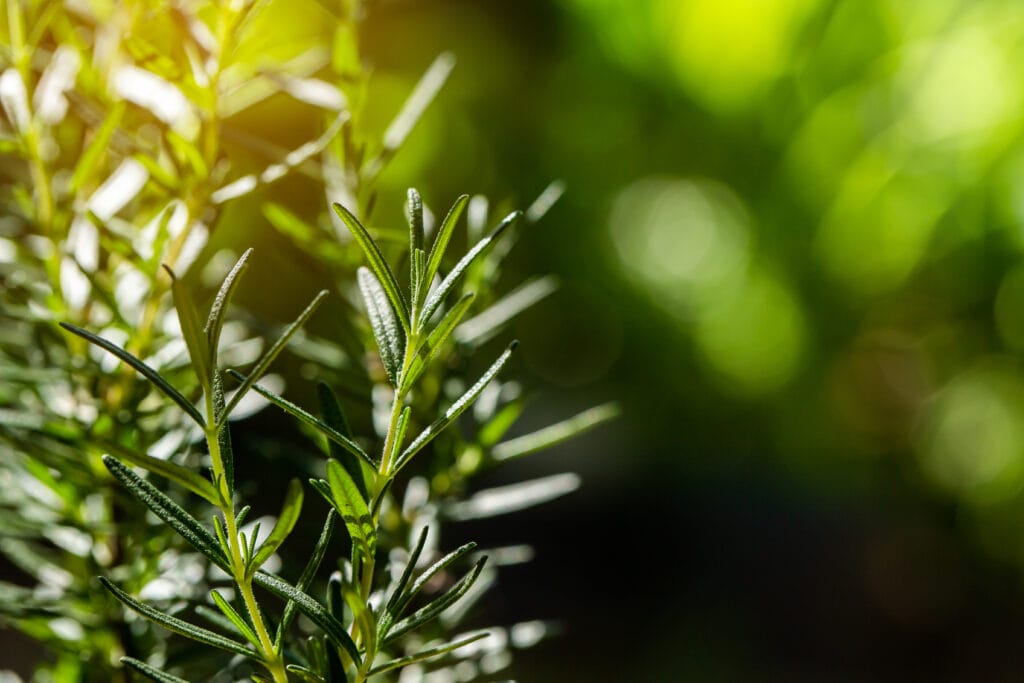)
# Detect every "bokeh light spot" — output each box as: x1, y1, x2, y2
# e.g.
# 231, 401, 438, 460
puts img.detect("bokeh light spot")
917, 366, 1024, 503
693, 267, 807, 394
664, 0, 817, 113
